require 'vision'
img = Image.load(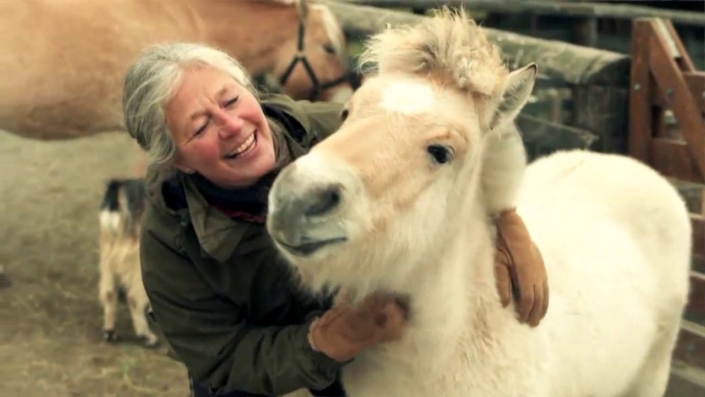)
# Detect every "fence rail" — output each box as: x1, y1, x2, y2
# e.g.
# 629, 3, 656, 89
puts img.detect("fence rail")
337, 0, 705, 27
